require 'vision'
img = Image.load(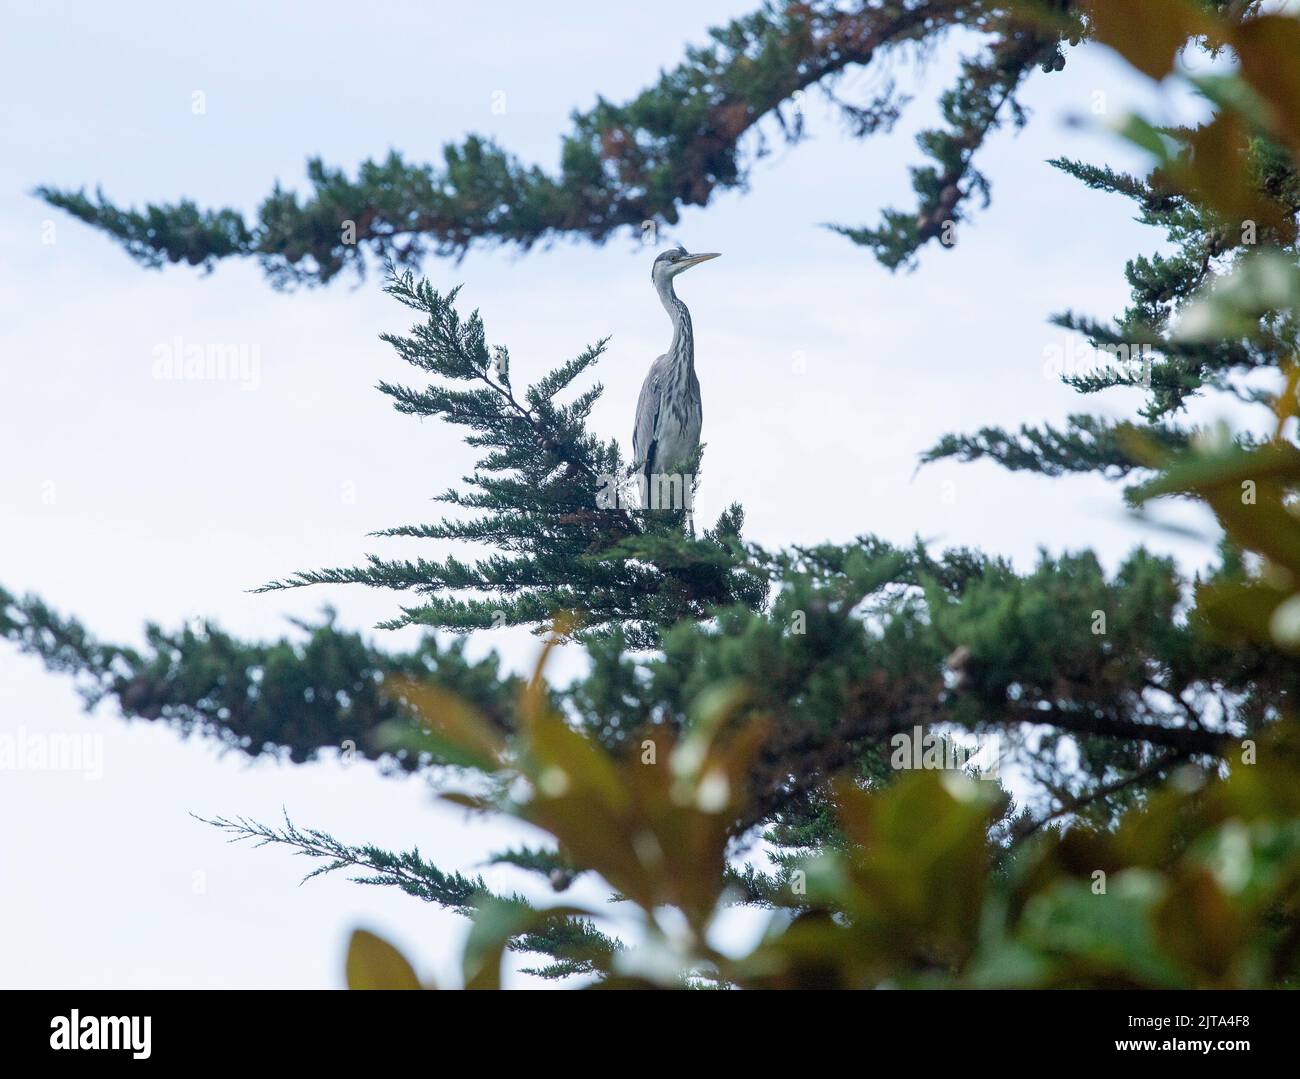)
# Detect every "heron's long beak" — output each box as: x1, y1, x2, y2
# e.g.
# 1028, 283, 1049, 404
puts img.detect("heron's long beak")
681, 252, 720, 269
